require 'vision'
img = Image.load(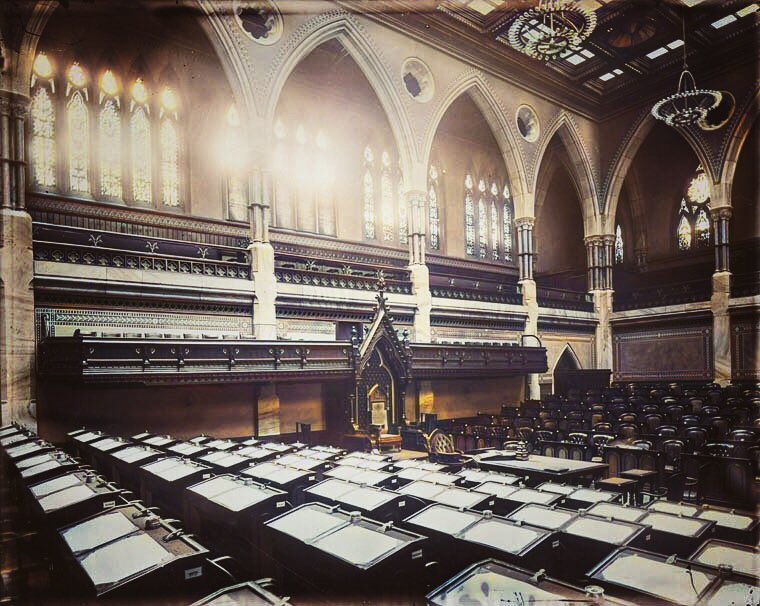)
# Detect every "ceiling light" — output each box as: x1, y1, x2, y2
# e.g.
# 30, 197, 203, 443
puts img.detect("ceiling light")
507, 0, 597, 62
652, 15, 721, 129
711, 15, 737, 29
646, 47, 668, 59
